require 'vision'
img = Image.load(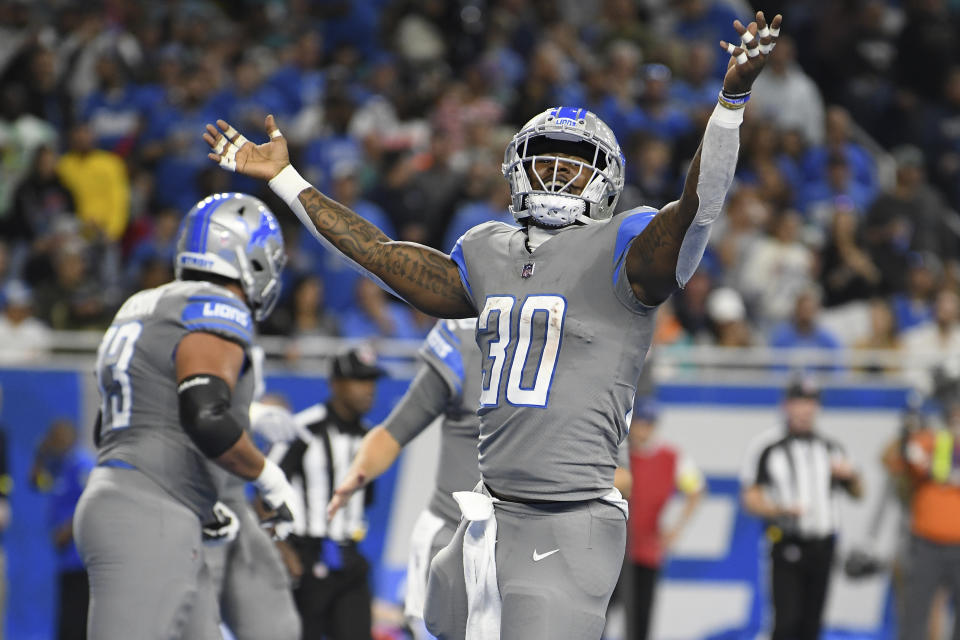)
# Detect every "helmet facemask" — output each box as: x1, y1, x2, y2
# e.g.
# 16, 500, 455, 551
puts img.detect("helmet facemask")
503, 112, 625, 228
